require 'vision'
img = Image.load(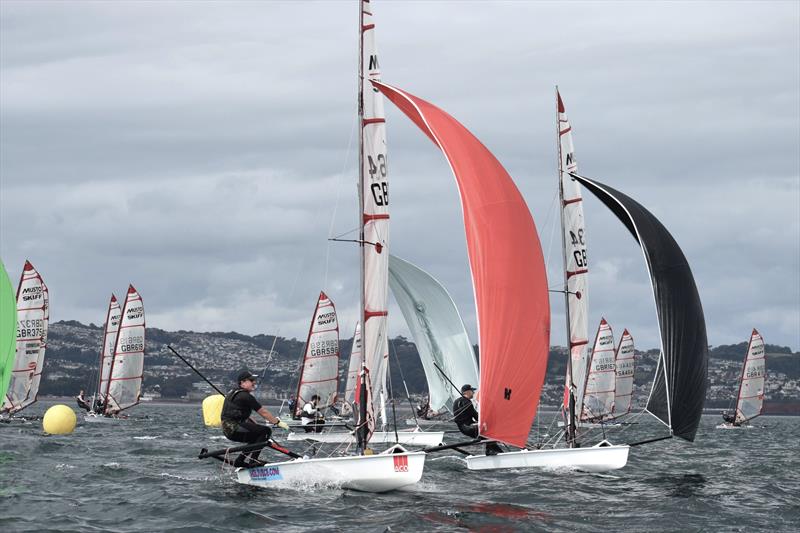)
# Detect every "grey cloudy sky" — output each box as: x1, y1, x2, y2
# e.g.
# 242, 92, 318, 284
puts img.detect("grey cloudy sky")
1, 1, 798, 351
